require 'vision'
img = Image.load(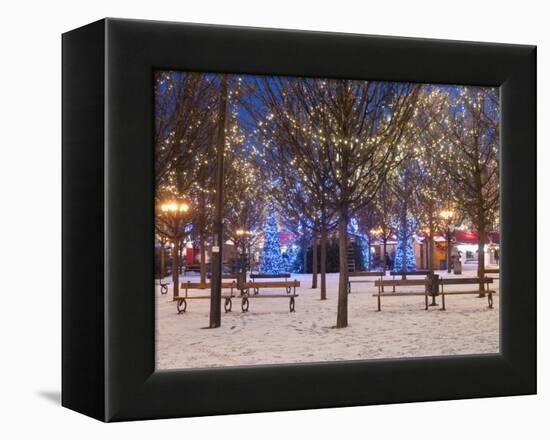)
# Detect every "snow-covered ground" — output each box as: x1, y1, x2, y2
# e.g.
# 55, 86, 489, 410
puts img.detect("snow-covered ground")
155, 266, 499, 370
